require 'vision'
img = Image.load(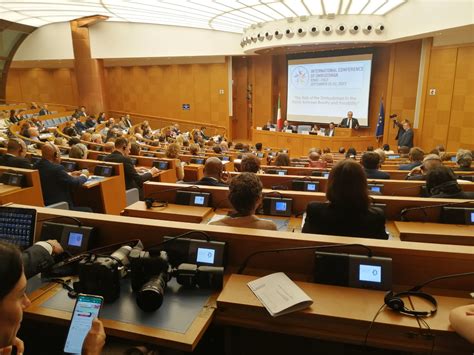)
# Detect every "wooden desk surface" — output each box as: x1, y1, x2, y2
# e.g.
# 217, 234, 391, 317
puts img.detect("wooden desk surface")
395, 221, 474, 246
217, 274, 473, 354
0, 183, 22, 195
25, 283, 215, 352
122, 201, 213, 223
